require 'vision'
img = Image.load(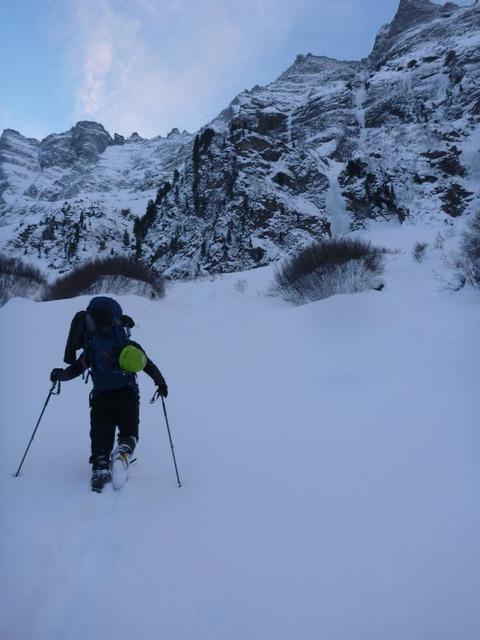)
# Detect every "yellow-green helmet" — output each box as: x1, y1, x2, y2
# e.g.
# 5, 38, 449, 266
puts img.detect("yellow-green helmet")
119, 345, 147, 373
